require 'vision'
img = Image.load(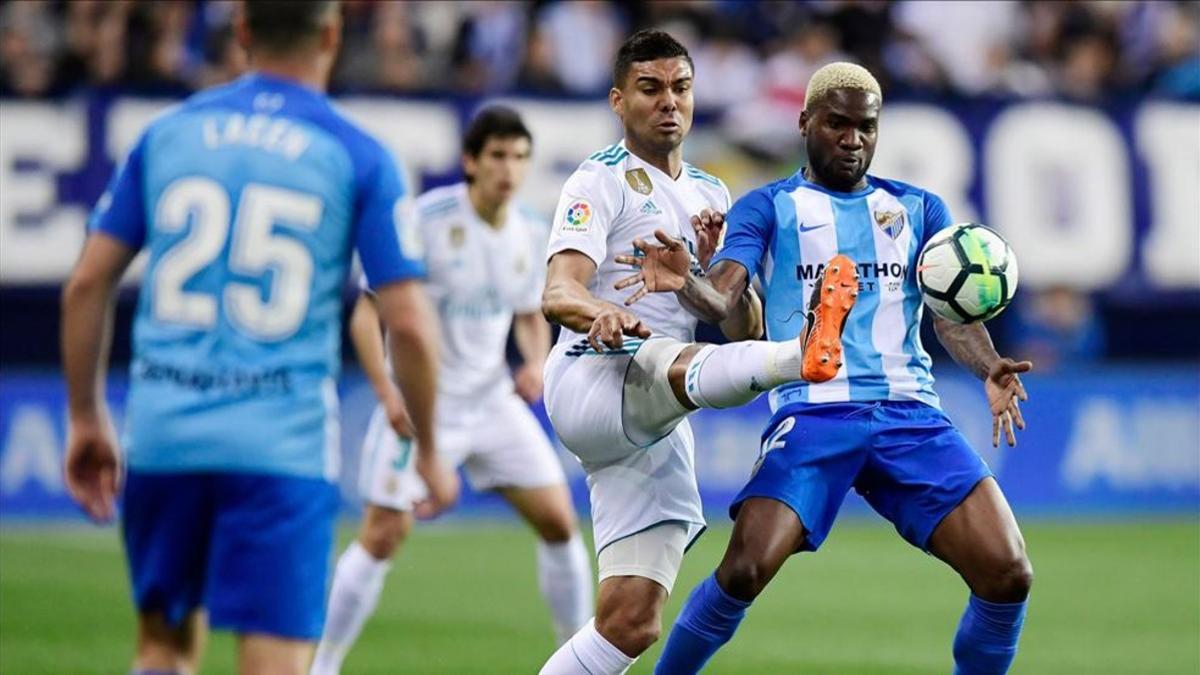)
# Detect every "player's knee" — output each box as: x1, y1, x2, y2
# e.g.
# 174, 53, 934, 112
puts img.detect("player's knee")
535, 511, 576, 543
978, 553, 1034, 603
717, 557, 770, 602
596, 607, 661, 656
359, 507, 411, 560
